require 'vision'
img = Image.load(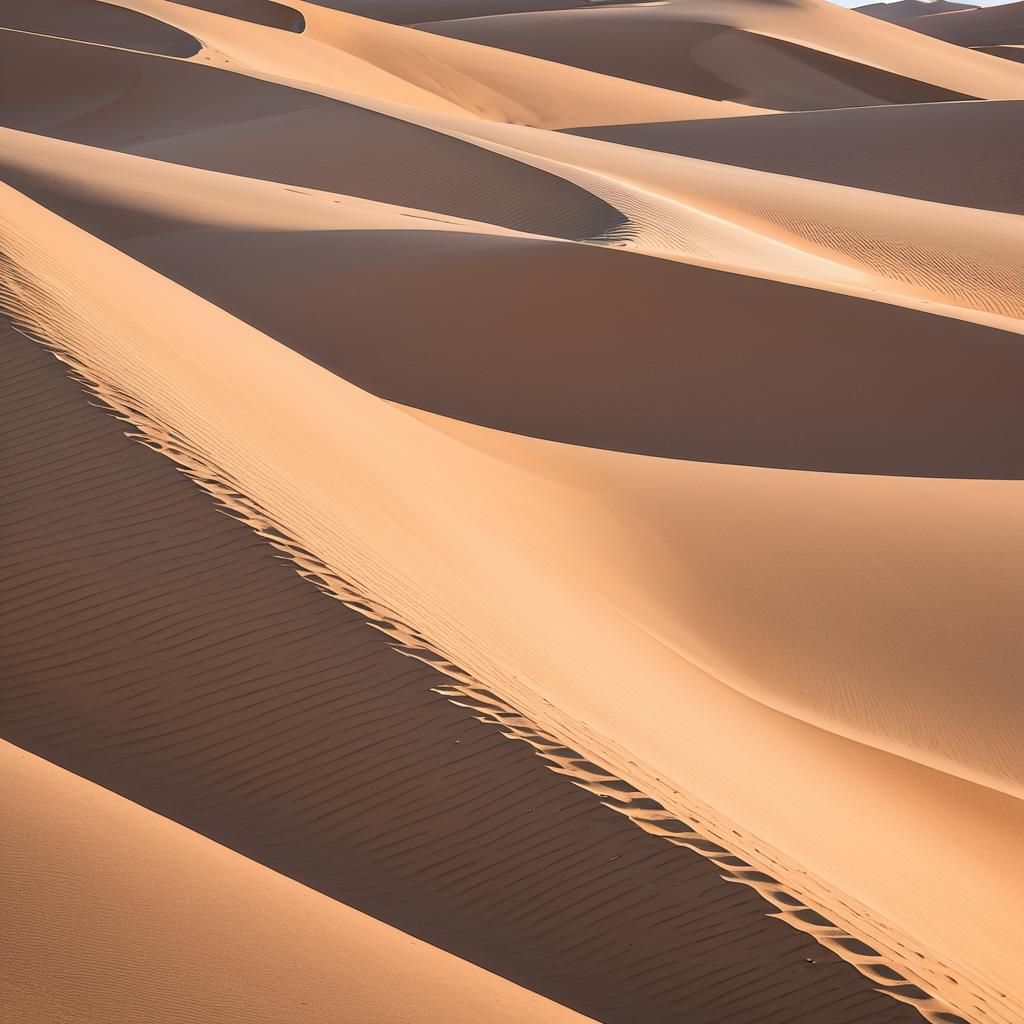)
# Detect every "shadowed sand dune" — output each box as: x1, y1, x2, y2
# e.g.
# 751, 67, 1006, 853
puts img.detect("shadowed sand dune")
3, 178, 1023, 1024
3, 0, 1024, 1022
0, 741, 593, 1024
0, 0, 200, 55
102, 0, 759, 127
855, 0, 977, 21
5, 129, 1023, 477
571, 100, 1024, 215
896, 0, 1024, 44
167, 0, 305, 31
0, 33, 628, 239
0, 323, 923, 1024
324, 0, 652, 25
975, 42, 1024, 60
421, 8, 972, 108
417, 0, 1024, 108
